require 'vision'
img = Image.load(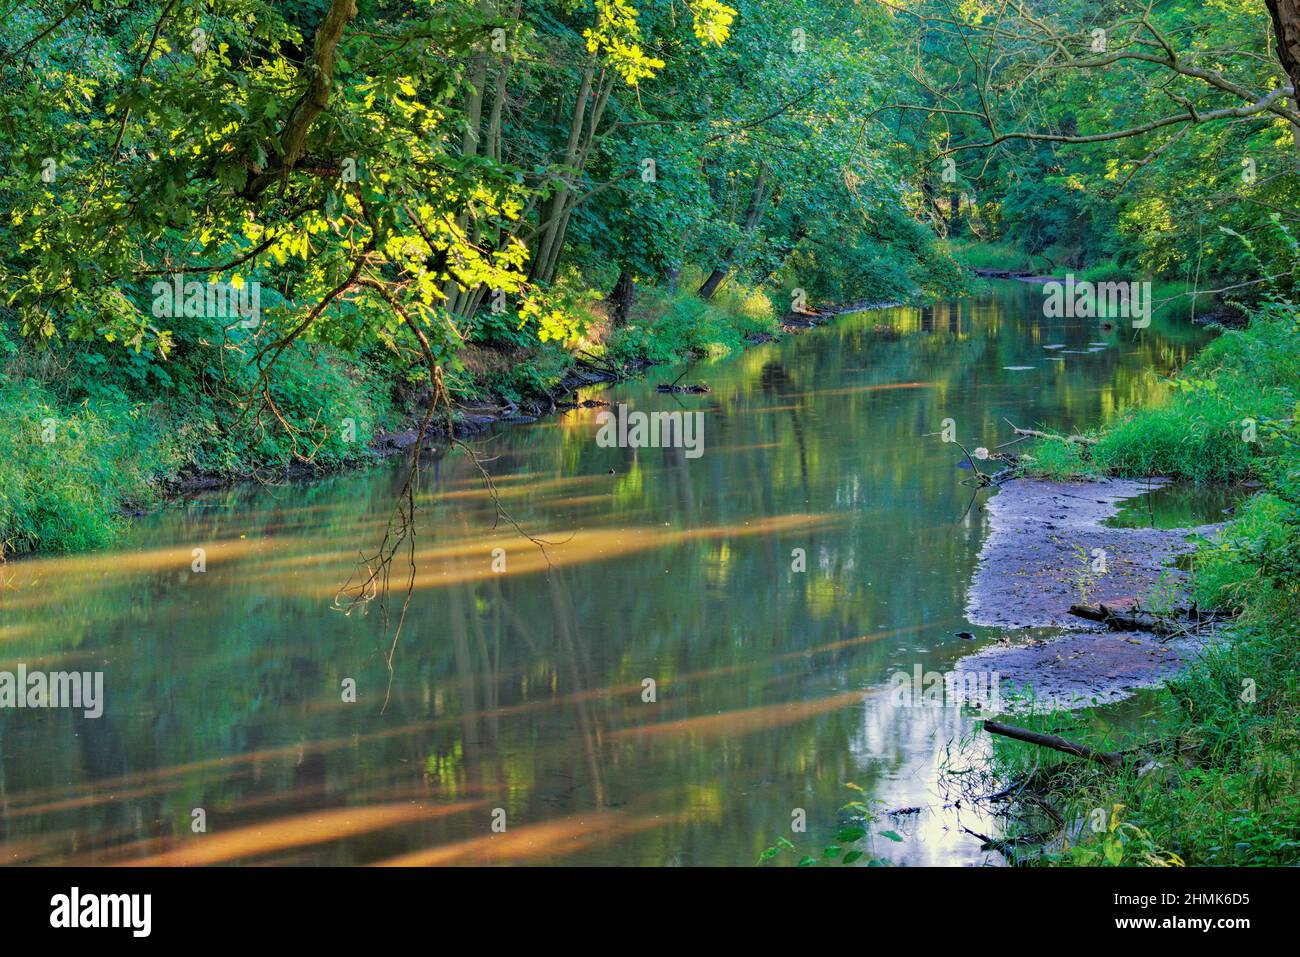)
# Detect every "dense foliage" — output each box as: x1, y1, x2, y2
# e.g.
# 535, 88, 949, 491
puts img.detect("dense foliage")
889, 0, 1300, 294
1, 0, 974, 554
